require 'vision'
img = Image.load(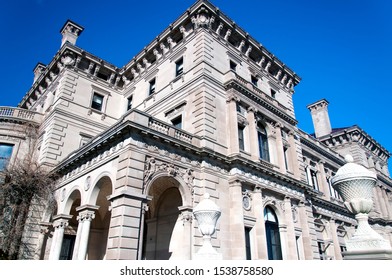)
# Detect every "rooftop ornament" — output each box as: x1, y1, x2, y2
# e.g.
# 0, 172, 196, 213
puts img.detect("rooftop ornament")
331, 155, 392, 259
